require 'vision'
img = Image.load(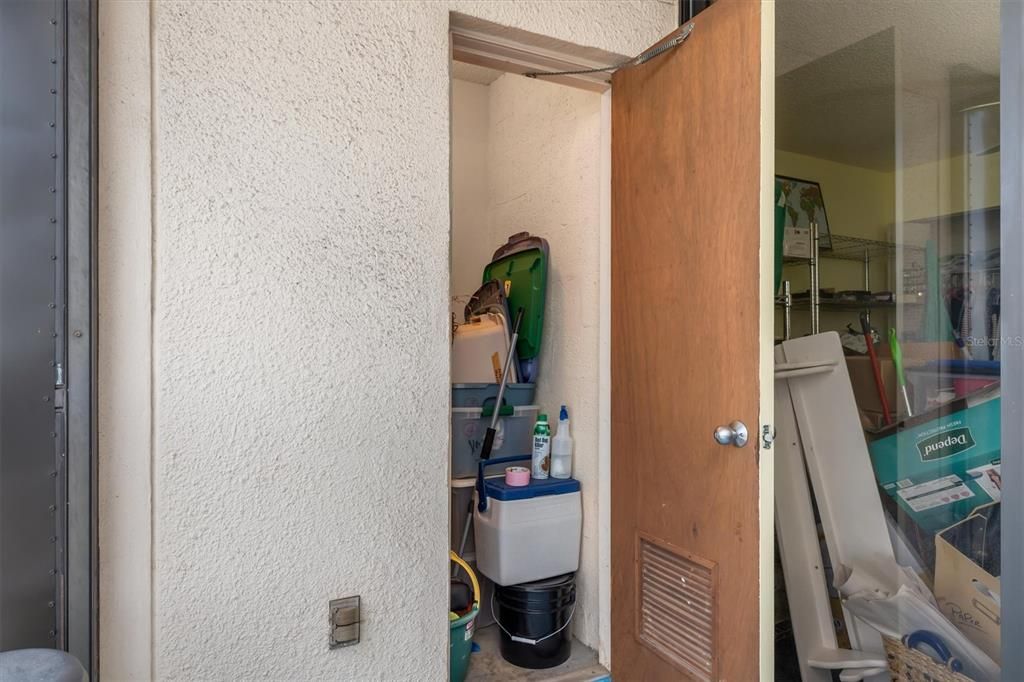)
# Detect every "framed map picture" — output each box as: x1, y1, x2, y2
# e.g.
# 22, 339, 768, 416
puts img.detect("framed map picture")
776, 175, 832, 250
